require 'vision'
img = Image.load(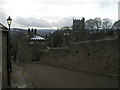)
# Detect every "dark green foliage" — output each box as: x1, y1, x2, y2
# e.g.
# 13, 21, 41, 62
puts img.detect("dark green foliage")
53, 34, 63, 47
